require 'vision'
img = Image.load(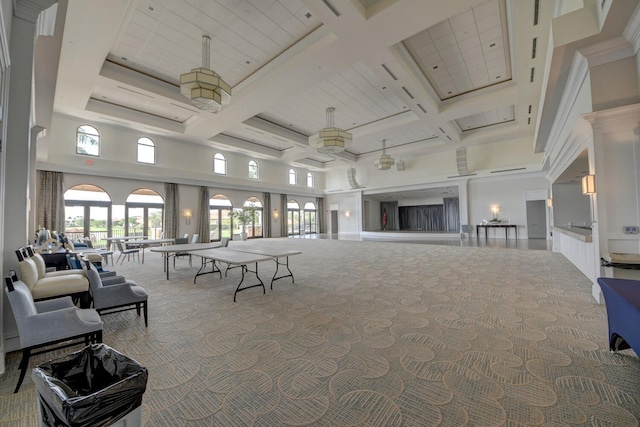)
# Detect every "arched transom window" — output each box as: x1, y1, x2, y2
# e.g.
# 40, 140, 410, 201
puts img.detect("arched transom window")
214, 153, 227, 175
76, 125, 100, 156
248, 160, 258, 180
137, 137, 155, 164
